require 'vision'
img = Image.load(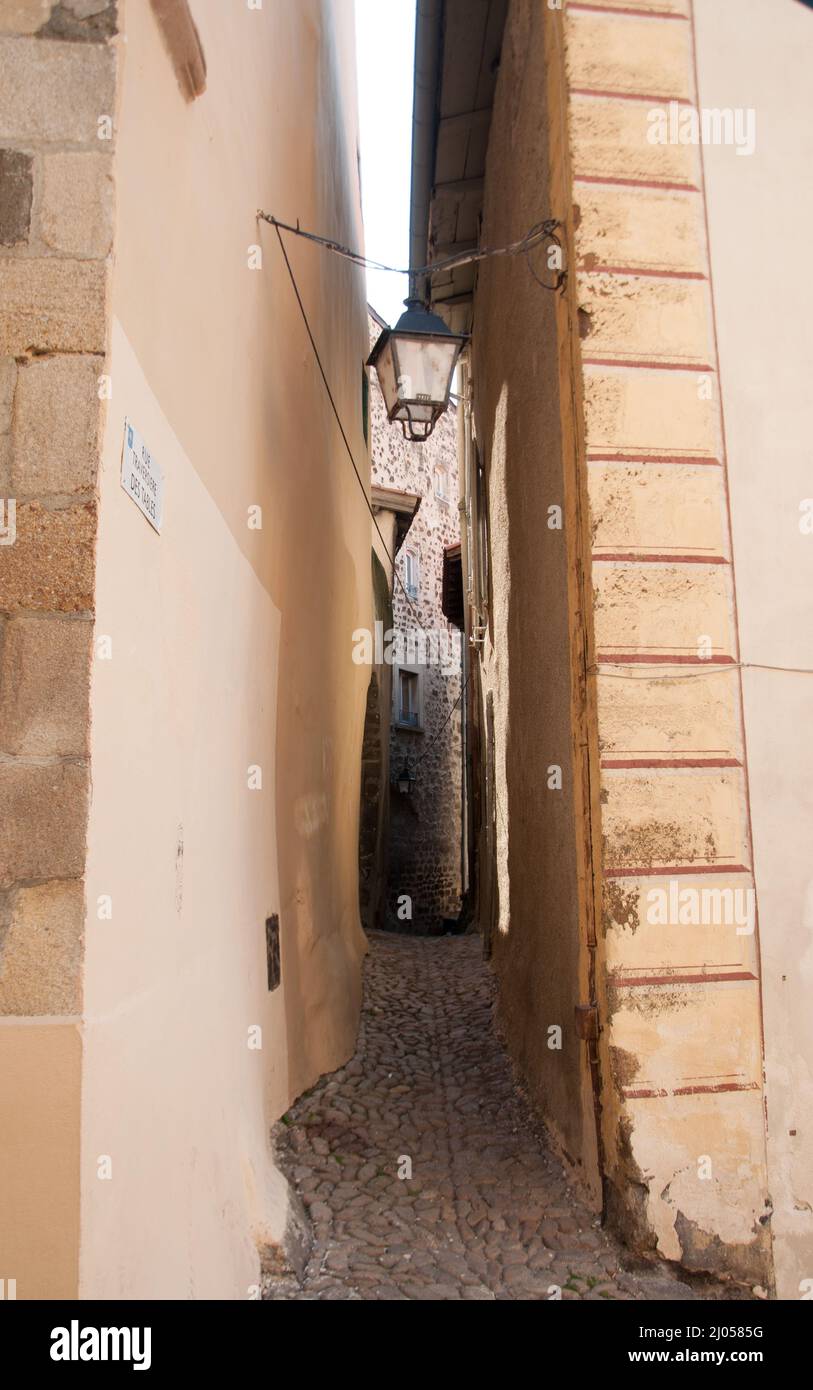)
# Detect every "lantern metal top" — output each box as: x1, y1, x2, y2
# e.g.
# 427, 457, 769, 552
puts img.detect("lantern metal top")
388, 298, 455, 337
367, 297, 468, 443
